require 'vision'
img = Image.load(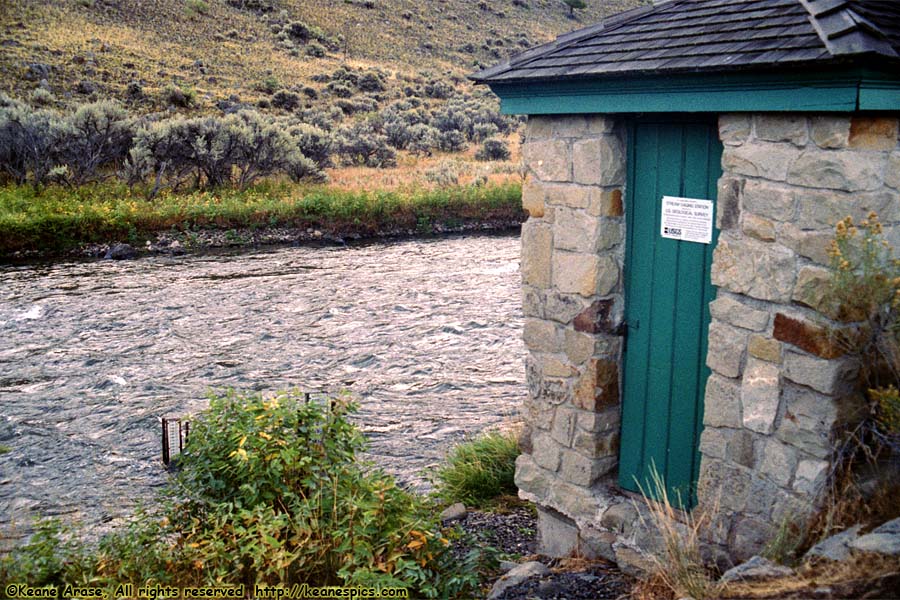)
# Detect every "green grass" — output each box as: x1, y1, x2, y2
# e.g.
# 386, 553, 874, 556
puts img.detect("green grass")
0, 181, 523, 255
433, 429, 520, 507
0, 445, 10, 454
